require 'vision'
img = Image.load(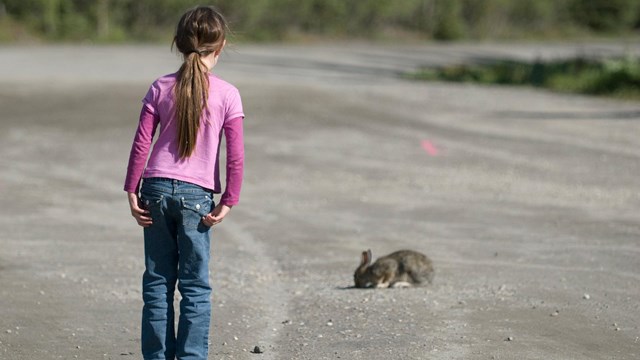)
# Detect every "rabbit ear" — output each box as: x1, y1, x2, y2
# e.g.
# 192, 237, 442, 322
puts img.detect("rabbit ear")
361, 249, 372, 267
